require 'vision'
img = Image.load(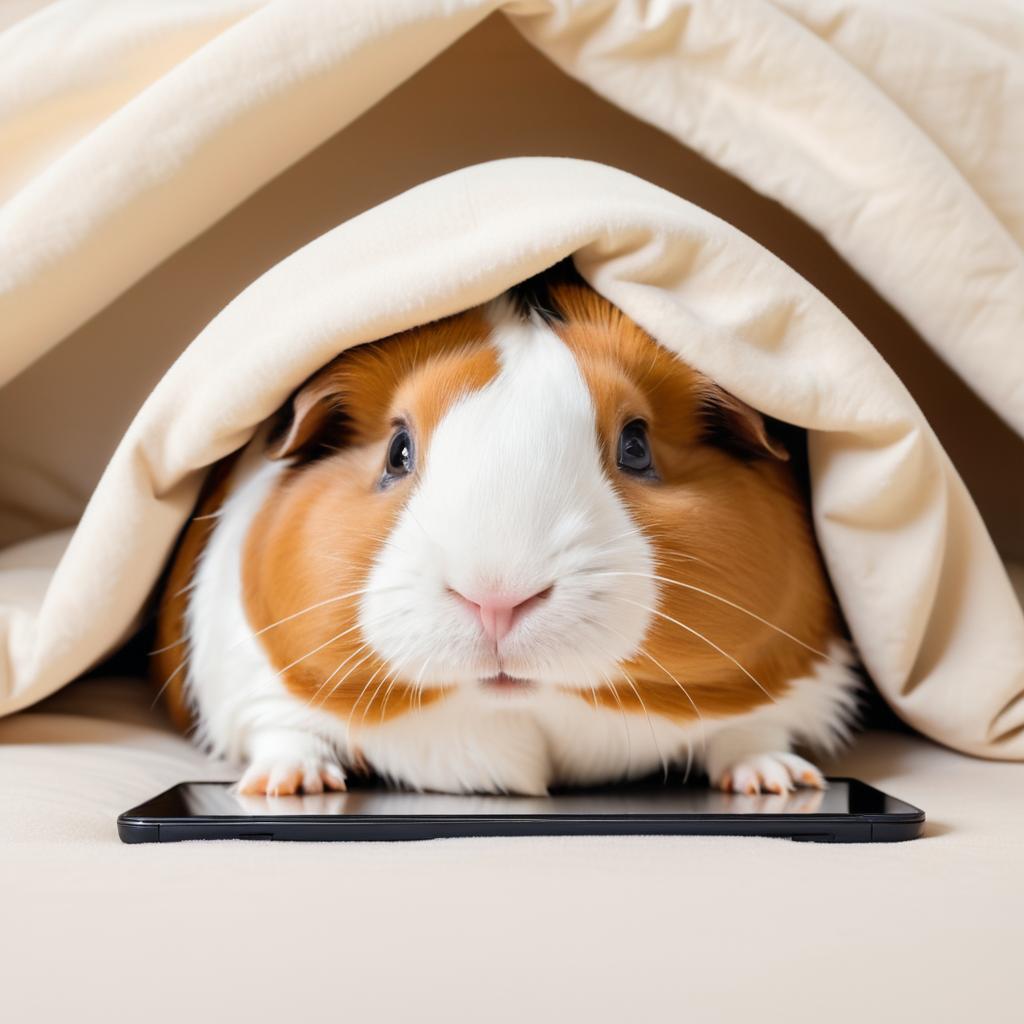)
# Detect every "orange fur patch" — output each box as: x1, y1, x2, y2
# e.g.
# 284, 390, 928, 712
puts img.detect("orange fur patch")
548, 284, 838, 720
242, 308, 499, 726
